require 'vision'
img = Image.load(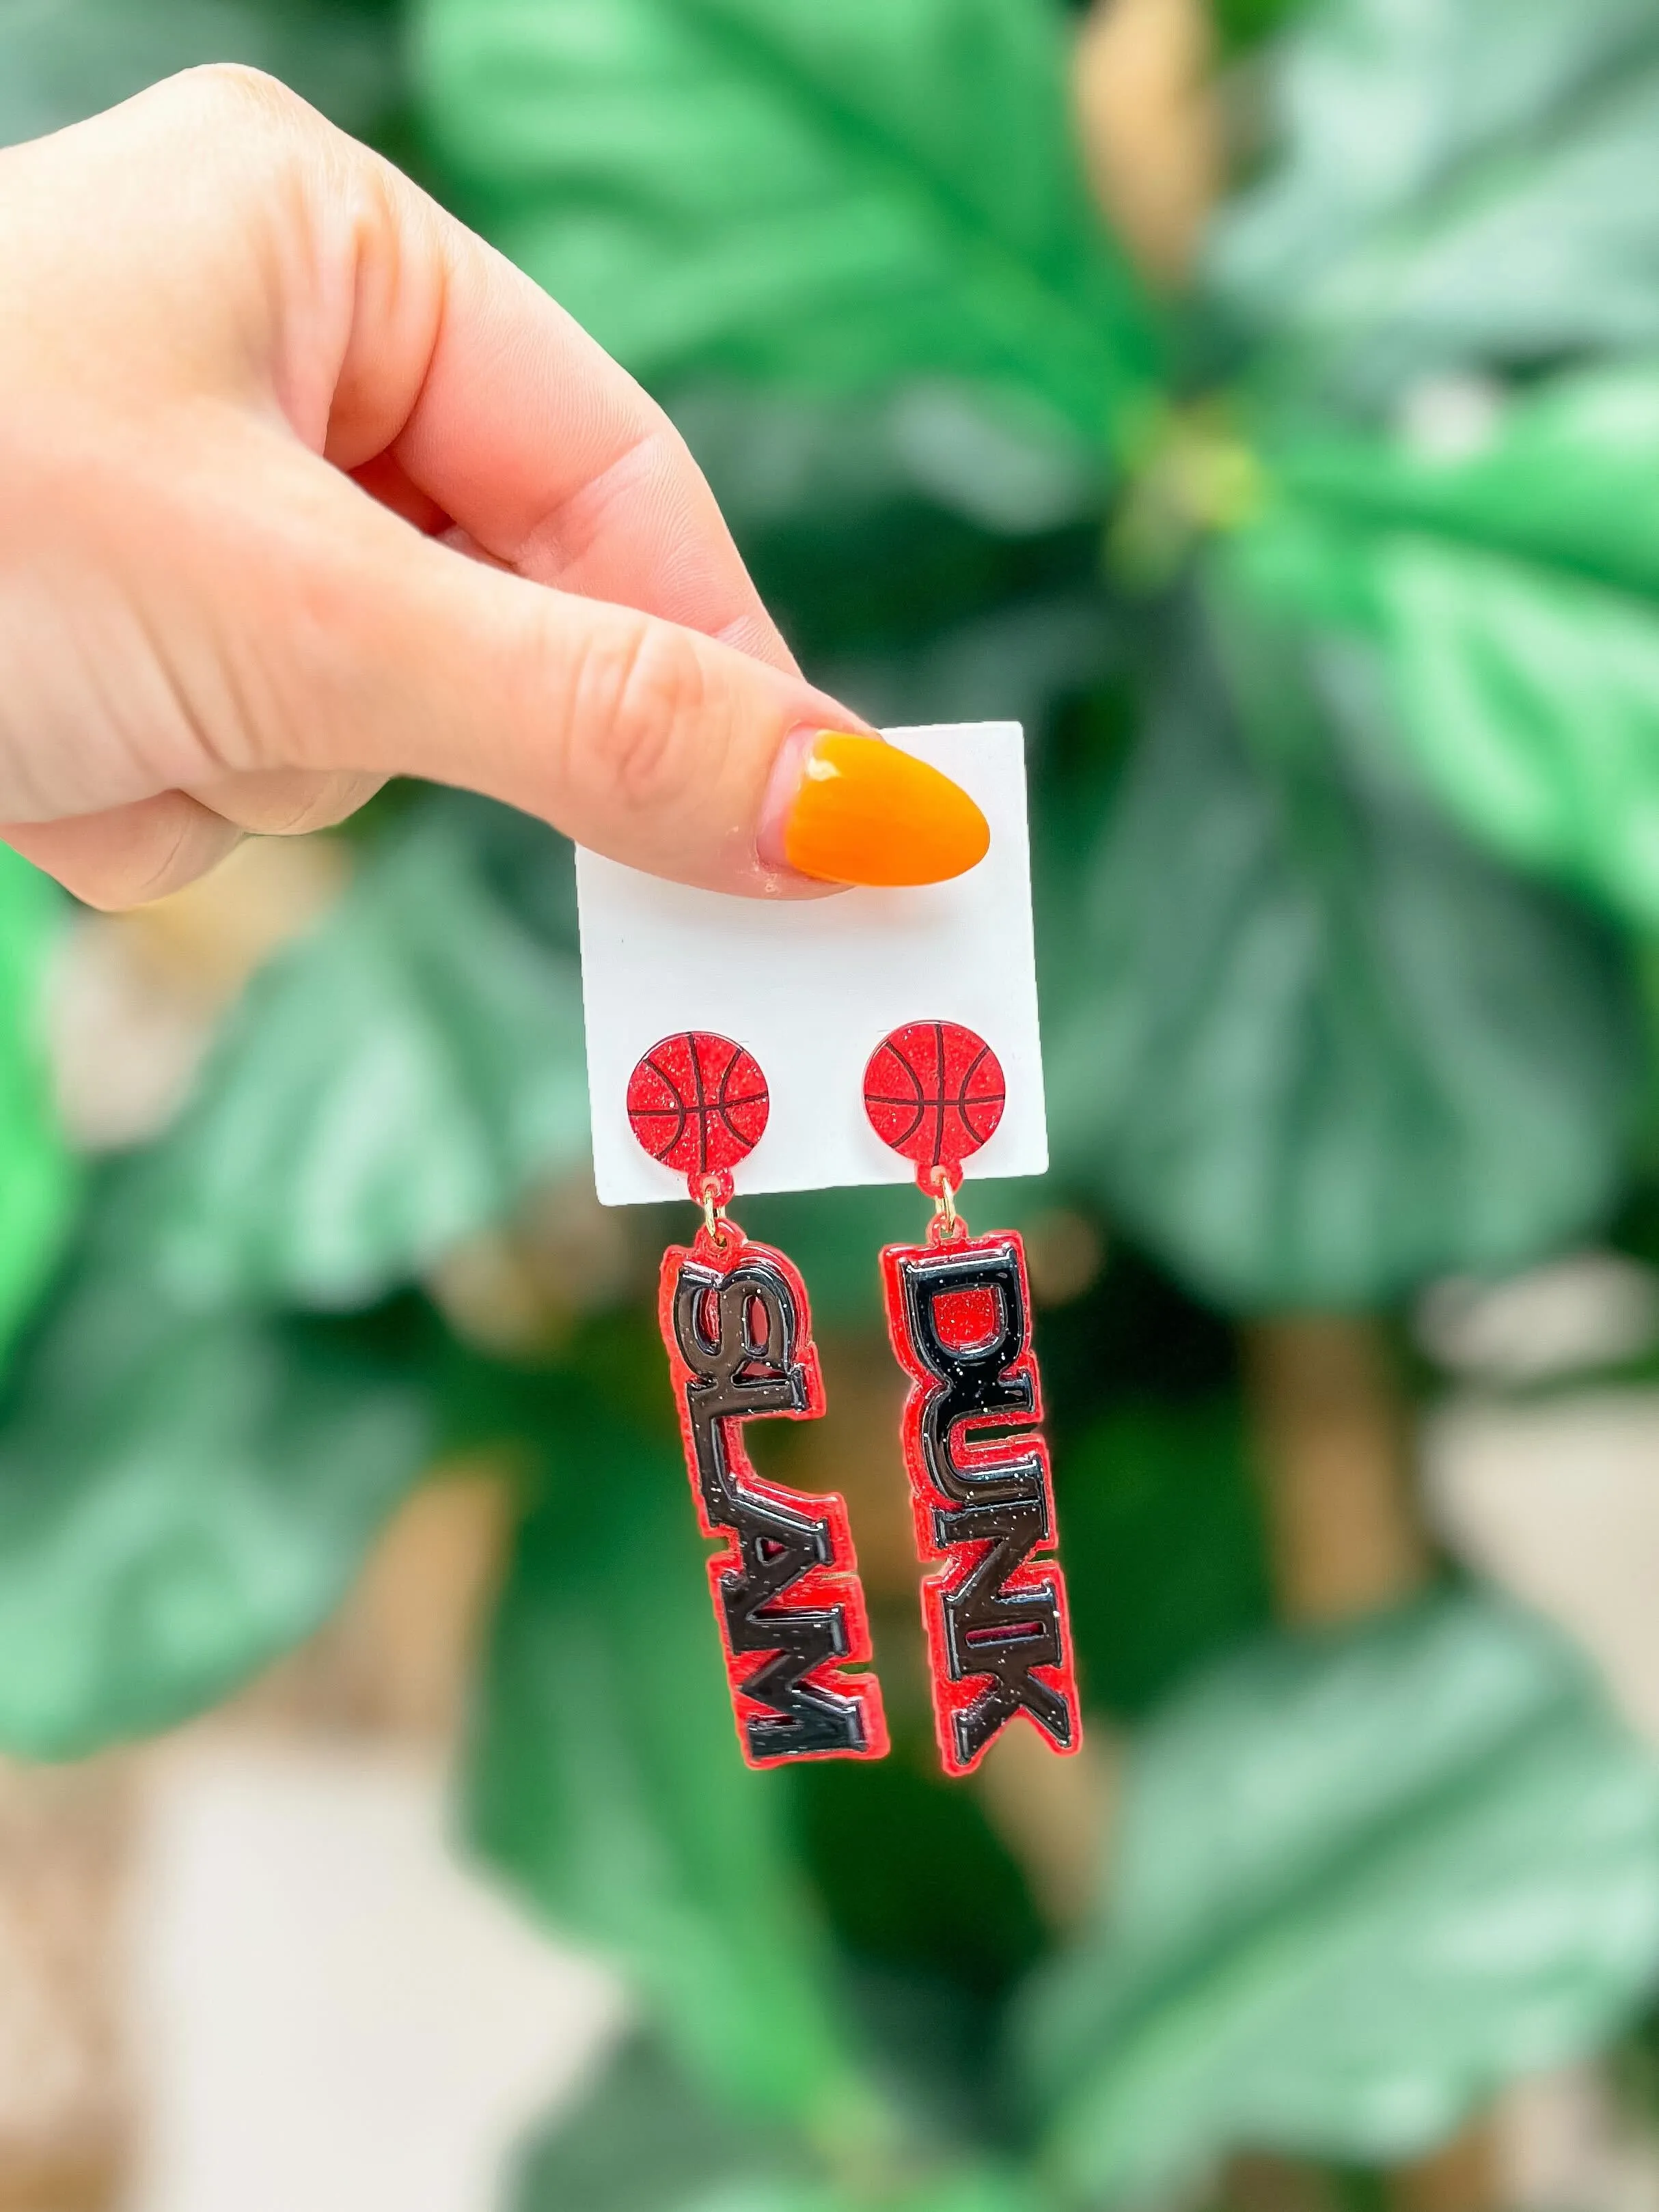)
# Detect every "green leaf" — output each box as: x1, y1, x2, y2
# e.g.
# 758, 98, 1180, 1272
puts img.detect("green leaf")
1020, 1590, 1659, 2206
0, 0, 400, 148
1271, 361, 1659, 600
1214, 0, 1306, 58
1046, 588, 1643, 1309
465, 1394, 878, 2134
1370, 538, 1659, 927
665, 385, 1118, 751
1237, 367, 1659, 926
676, 385, 1111, 546
1056, 1400, 1272, 1719
0, 1175, 435, 1758
1213, 0, 1659, 410
817, 586, 1118, 754
510, 2029, 1050, 2212
414, 0, 1159, 448
791, 1759, 1045, 2003
512, 2031, 1050, 2212
0, 847, 79, 1372
510, 2032, 817, 2212
134, 802, 589, 1311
